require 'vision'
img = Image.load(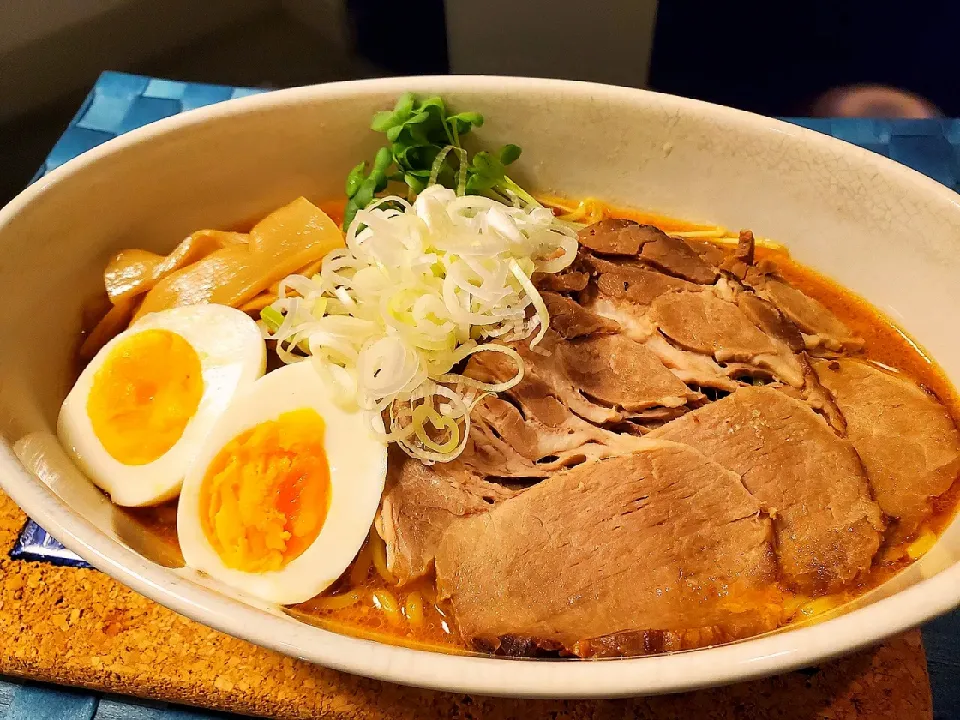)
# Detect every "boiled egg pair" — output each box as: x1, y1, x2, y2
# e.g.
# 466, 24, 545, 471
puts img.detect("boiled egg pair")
58, 304, 387, 604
